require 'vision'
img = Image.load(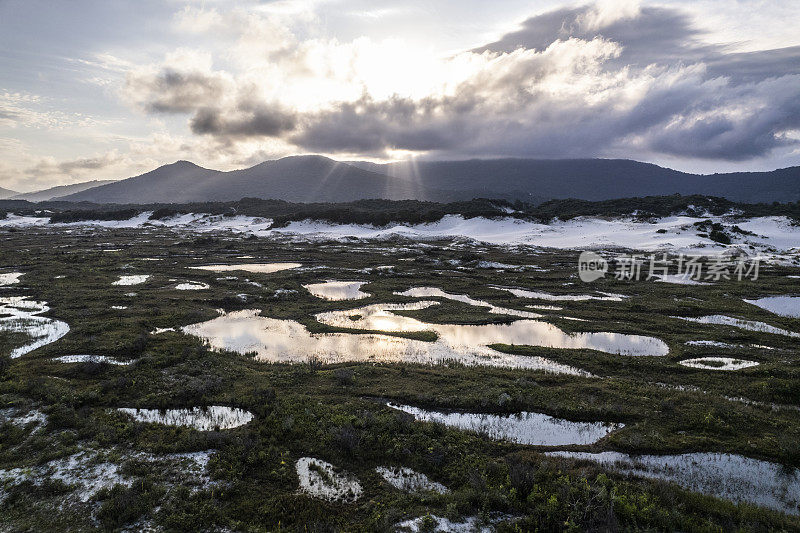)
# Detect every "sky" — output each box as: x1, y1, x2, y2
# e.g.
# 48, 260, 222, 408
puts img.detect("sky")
1, 0, 799, 192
